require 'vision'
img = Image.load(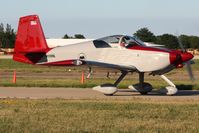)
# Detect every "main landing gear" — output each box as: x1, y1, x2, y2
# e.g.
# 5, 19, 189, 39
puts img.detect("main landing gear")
93, 71, 178, 96
93, 71, 153, 96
